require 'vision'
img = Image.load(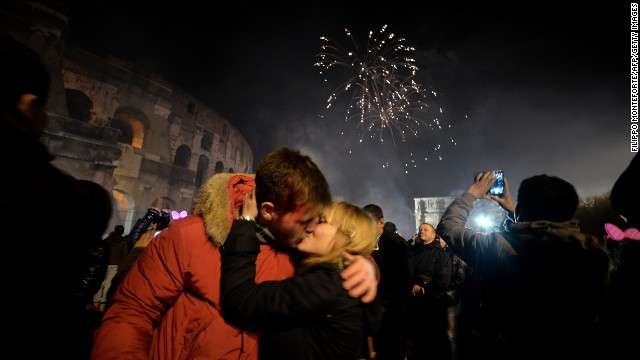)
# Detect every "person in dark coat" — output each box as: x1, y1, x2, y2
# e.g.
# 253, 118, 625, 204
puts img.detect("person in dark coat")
437, 172, 608, 360
0, 34, 113, 358
408, 223, 452, 360
600, 153, 640, 358
363, 204, 410, 360
221, 199, 380, 360
376, 221, 410, 312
